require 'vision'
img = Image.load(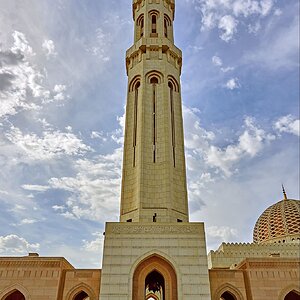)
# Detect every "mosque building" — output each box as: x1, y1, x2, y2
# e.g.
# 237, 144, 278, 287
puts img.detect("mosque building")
0, 0, 299, 299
